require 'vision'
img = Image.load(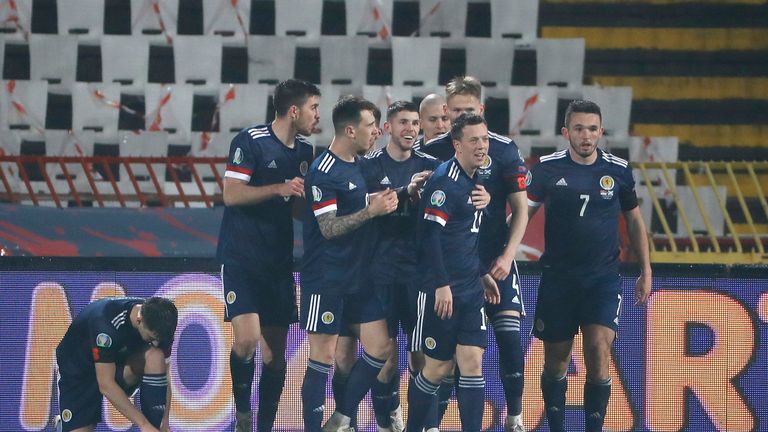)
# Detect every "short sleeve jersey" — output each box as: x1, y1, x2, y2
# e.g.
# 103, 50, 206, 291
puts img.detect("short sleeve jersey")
526, 149, 639, 276
418, 159, 484, 296
216, 124, 314, 271
360, 148, 439, 282
302, 150, 374, 295
56, 298, 171, 376
416, 131, 528, 265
